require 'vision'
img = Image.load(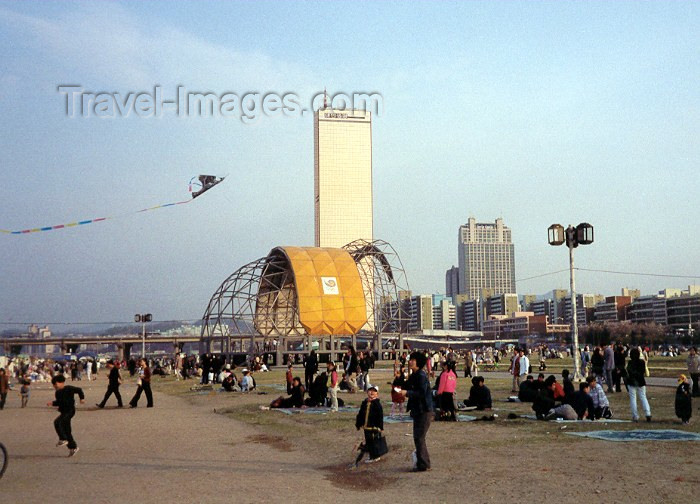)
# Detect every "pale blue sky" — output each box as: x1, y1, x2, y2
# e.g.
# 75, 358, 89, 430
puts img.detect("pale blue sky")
0, 1, 698, 324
